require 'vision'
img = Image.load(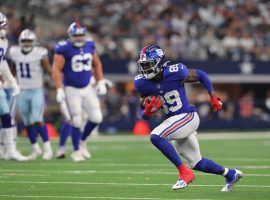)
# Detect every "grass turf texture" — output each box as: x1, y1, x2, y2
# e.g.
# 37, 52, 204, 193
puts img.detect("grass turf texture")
0, 132, 270, 200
